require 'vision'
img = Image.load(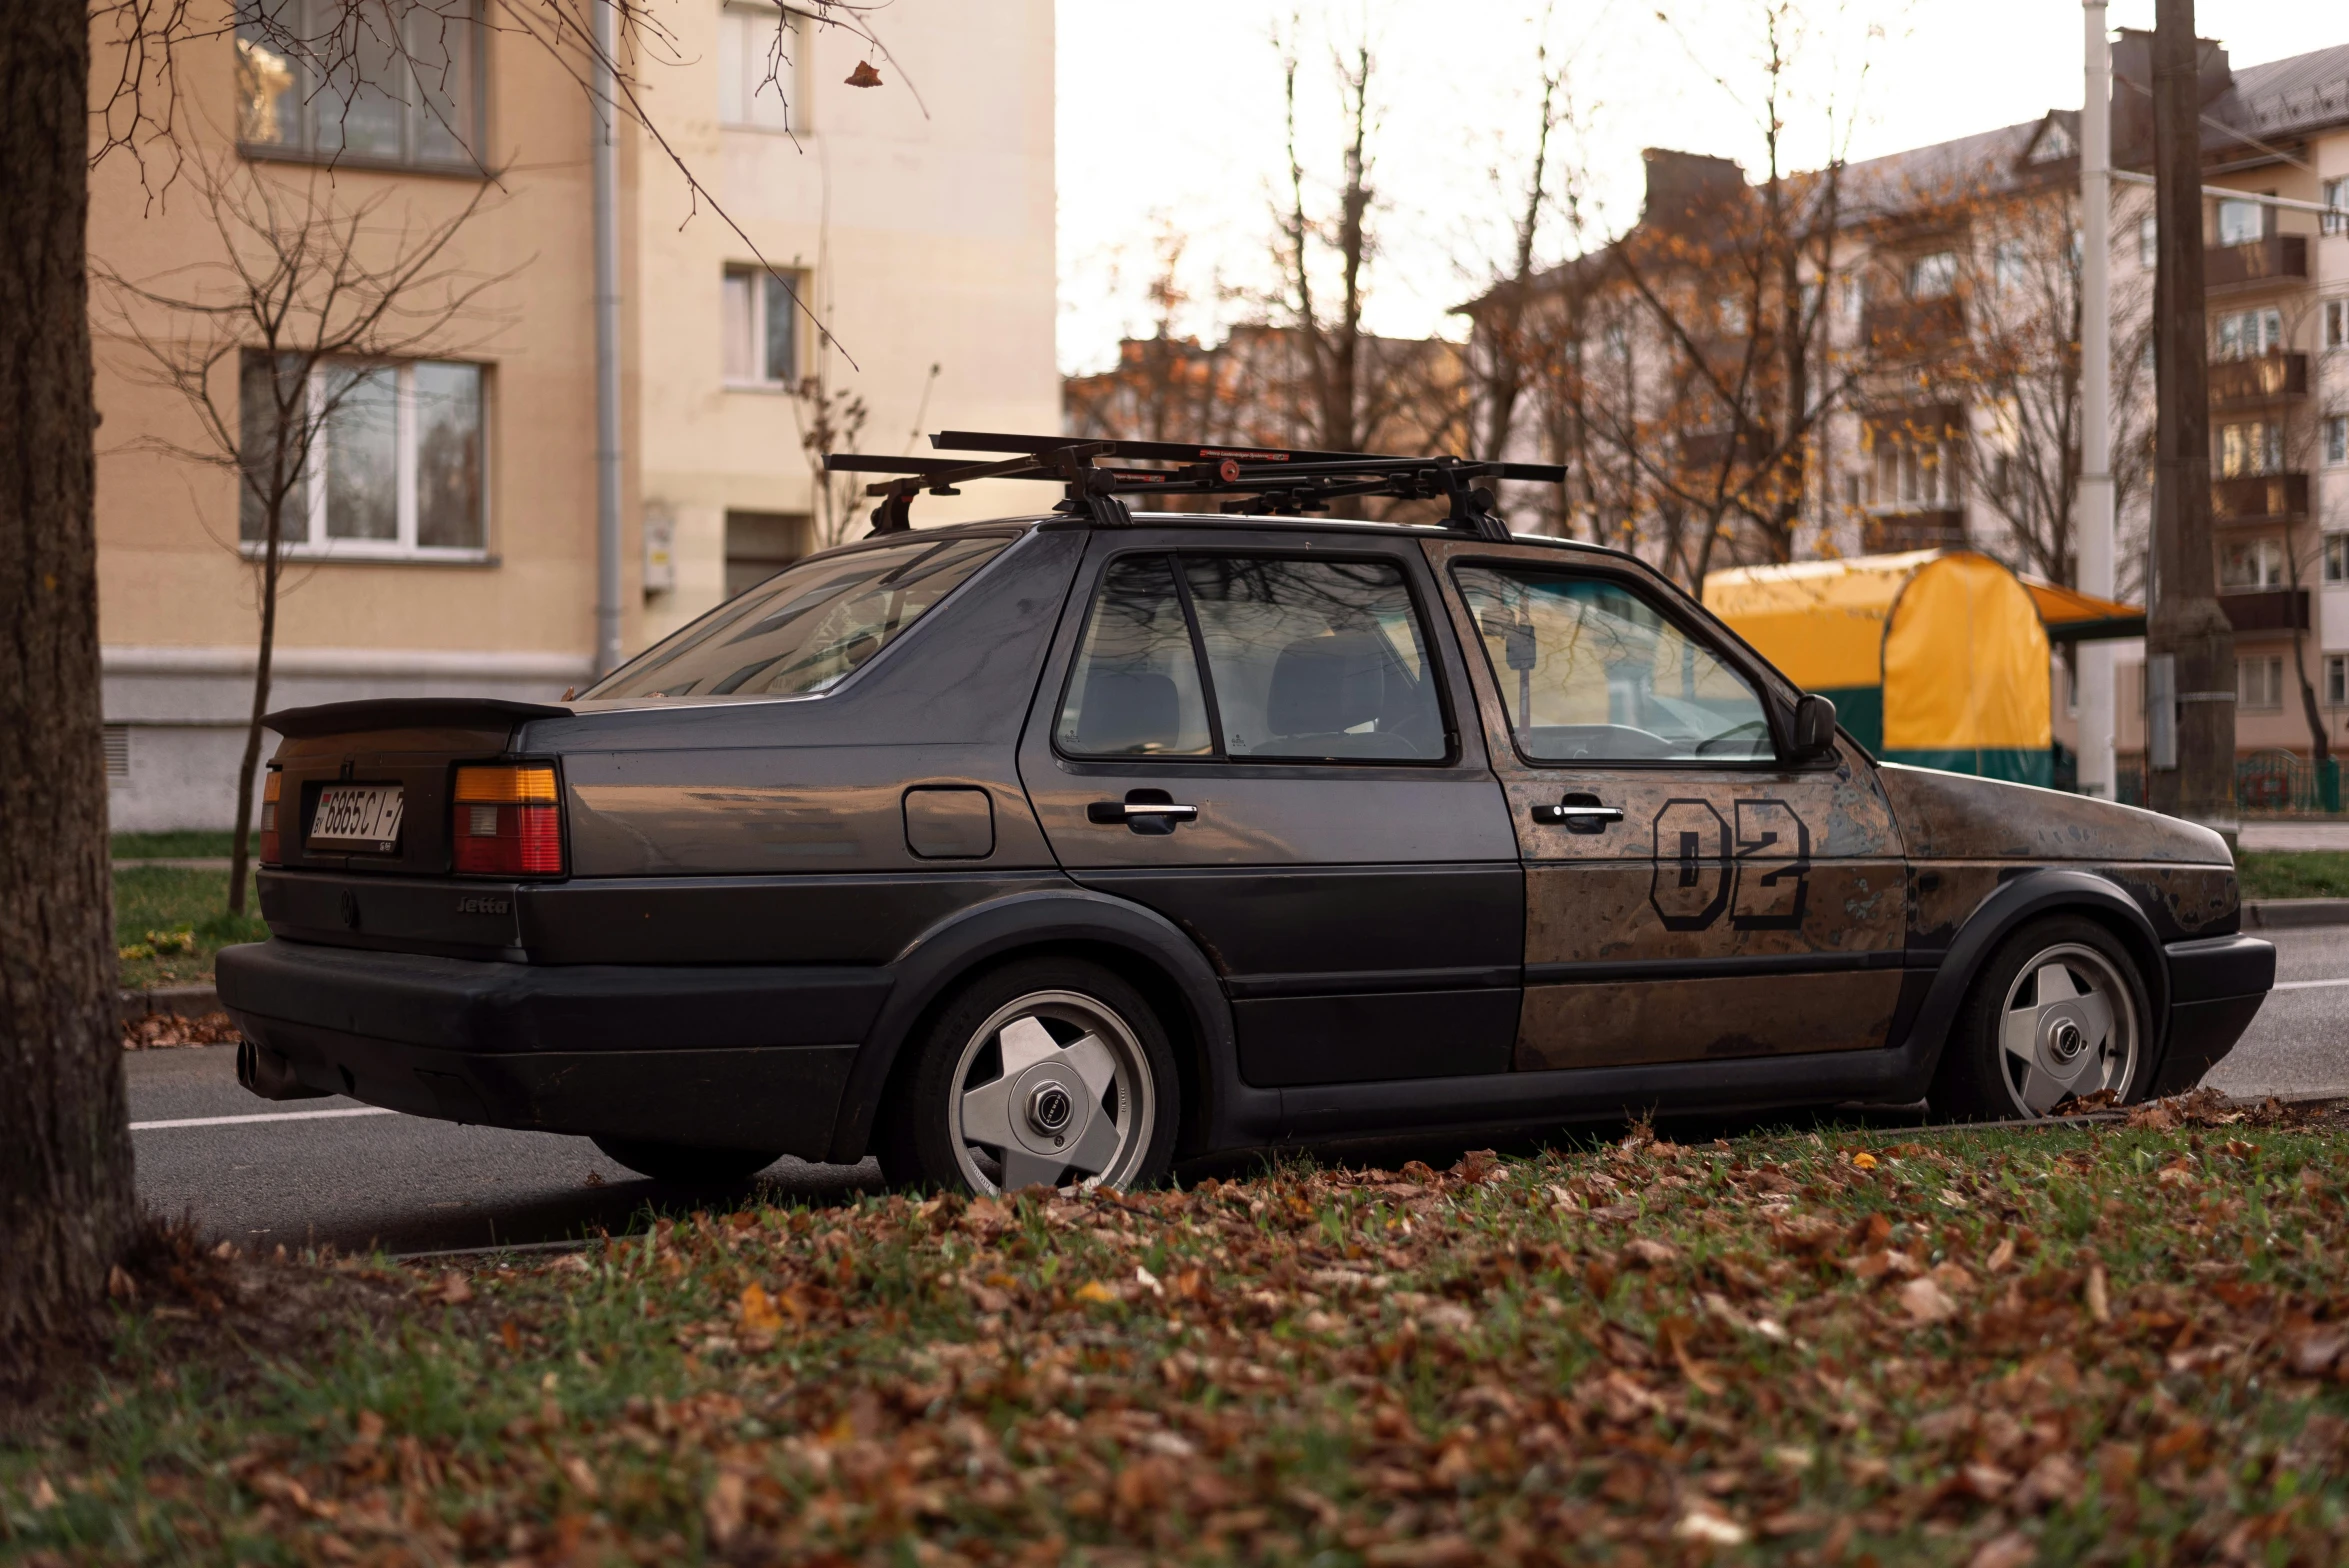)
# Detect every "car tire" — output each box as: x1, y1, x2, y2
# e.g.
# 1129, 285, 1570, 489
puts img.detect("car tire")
873, 957, 1179, 1195
1929, 914, 2152, 1121
590, 1136, 780, 1185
